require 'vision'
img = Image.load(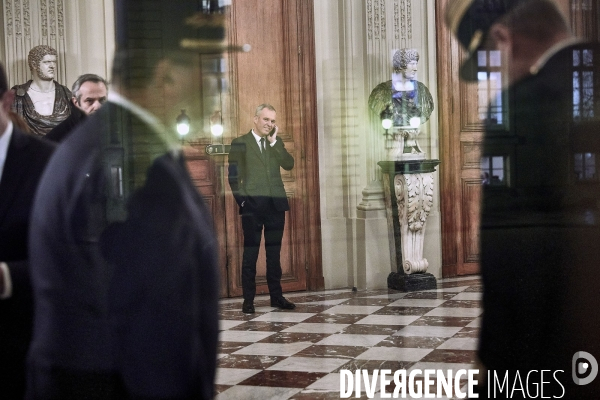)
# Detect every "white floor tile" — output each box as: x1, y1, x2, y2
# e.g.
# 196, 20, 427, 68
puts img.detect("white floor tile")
322, 305, 384, 314
281, 322, 349, 334
251, 312, 315, 323
215, 385, 302, 400
296, 299, 349, 306
450, 292, 482, 301
306, 373, 342, 390
424, 307, 483, 318
437, 337, 479, 351
356, 347, 433, 362
233, 342, 313, 357
394, 326, 463, 338
219, 320, 246, 330
388, 299, 447, 308
466, 318, 481, 328
214, 368, 261, 385
267, 356, 349, 373
363, 293, 408, 299
422, 286, 470, 293
218, 330, 276, 343
316, 334, 388, 347
355, 314, 420, 326
407, 361, 476, 373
